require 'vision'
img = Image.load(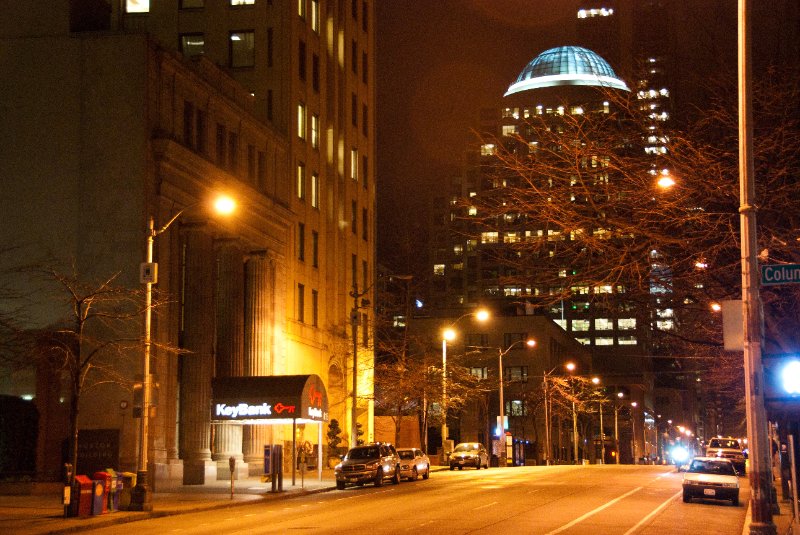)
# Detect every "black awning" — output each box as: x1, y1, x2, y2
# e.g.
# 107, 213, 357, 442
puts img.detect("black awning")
211, 374, 329, 424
